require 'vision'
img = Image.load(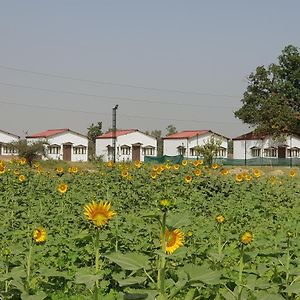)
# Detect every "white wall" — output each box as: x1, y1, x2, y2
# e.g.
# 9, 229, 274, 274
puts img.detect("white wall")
96, 131, 157, 162
27, 132, 88, 162
233, 135, 300, 159
0, 131, 19, 156
163, 133, 228, 158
